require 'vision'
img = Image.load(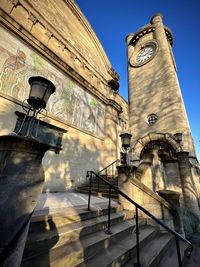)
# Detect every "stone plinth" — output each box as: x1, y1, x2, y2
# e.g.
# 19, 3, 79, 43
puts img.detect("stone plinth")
157, 189, 180, 207
0, 135, 50, 267
157, 189, 184, 235
176, 151, 200, 217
